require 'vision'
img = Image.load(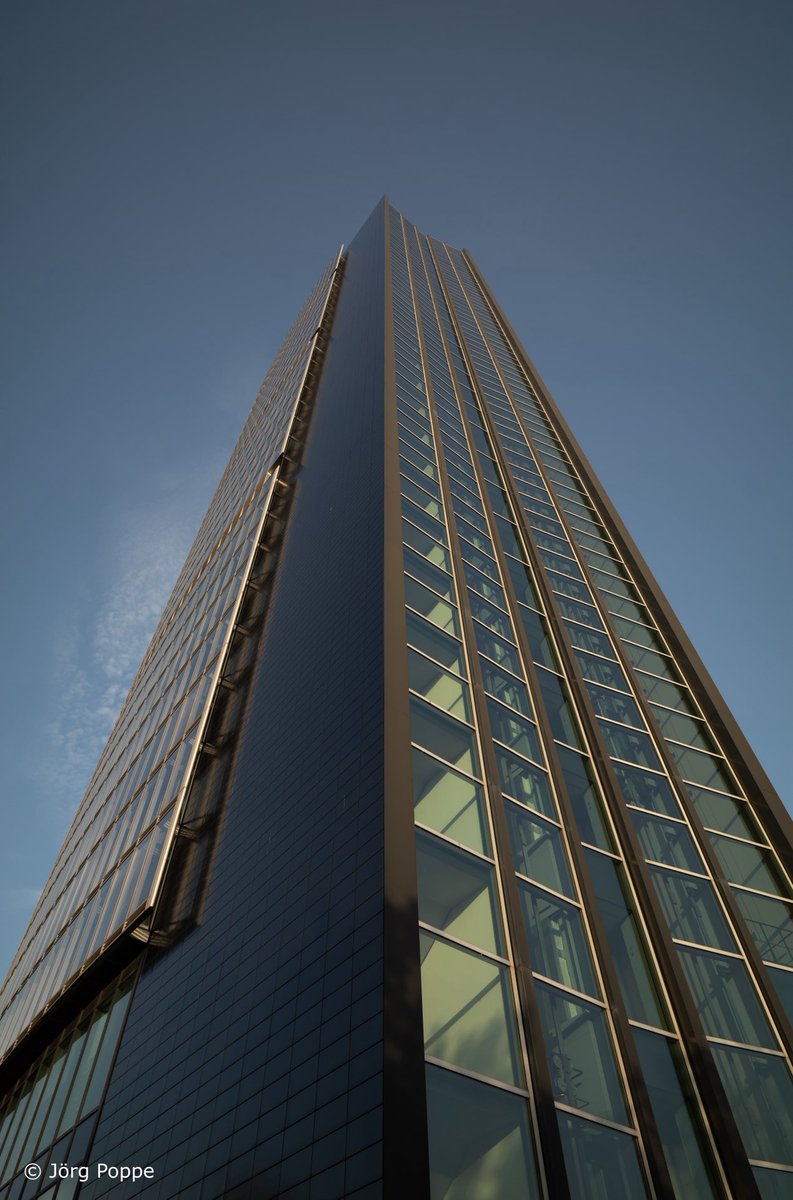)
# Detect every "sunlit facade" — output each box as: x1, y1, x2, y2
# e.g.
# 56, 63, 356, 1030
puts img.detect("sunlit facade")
0, 200, 791, 1199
